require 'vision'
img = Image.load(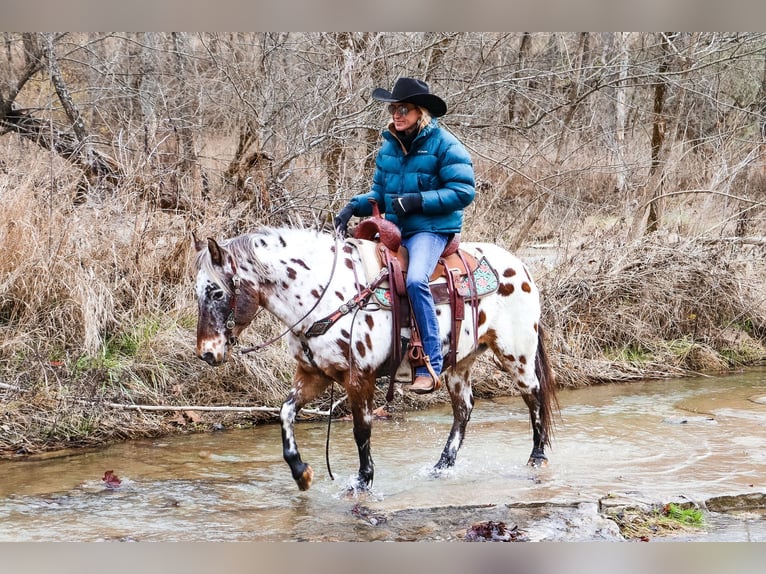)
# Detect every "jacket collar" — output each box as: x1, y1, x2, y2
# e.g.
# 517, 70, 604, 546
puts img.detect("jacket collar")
384, 118, 438, 152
